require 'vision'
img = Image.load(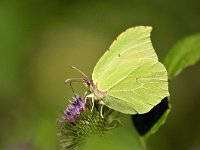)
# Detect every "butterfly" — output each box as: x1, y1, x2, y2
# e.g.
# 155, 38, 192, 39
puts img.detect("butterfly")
65, 26, 169, 115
